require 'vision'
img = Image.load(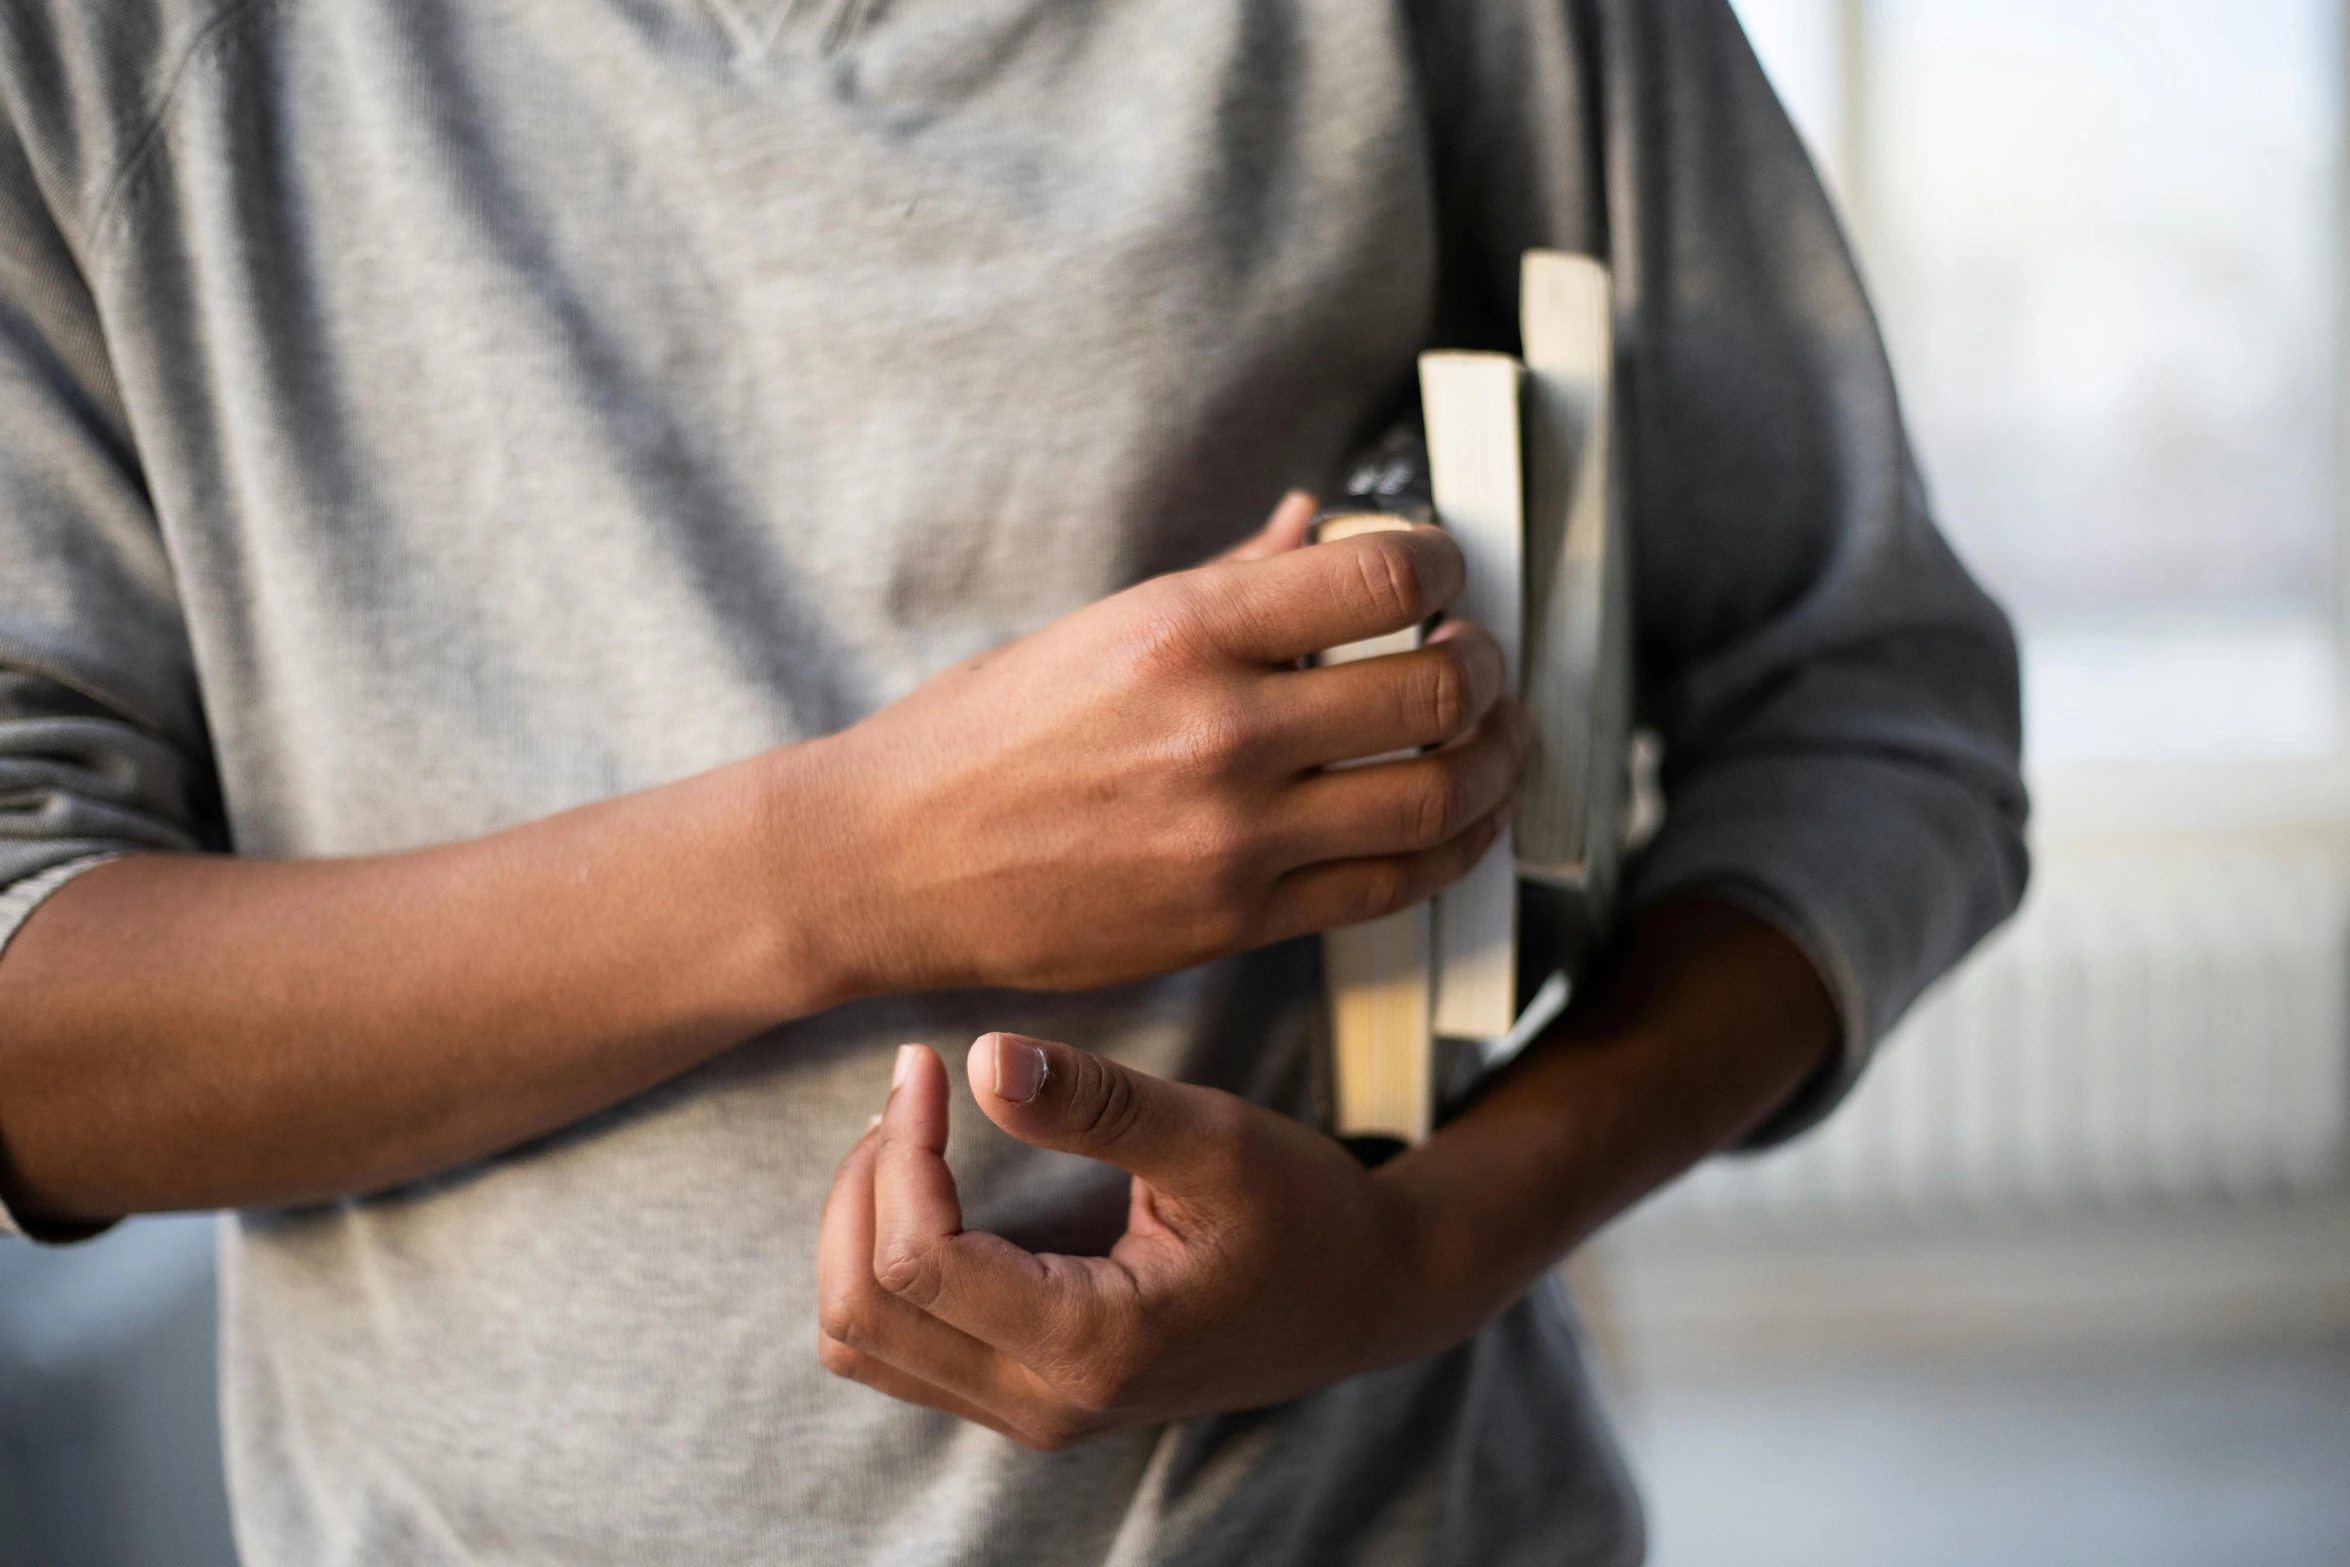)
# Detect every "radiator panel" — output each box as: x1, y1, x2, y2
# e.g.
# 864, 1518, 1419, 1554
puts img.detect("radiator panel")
1652, 844, 2350, 1225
